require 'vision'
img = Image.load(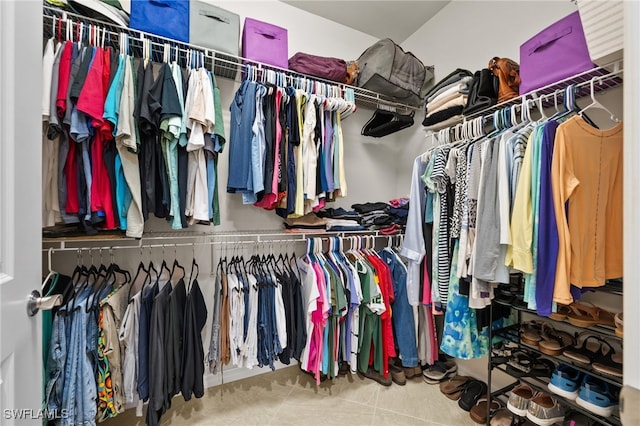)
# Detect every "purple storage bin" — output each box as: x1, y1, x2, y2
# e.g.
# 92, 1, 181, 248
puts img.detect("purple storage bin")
519, 11, 595, 94
242, 17, 288, 69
